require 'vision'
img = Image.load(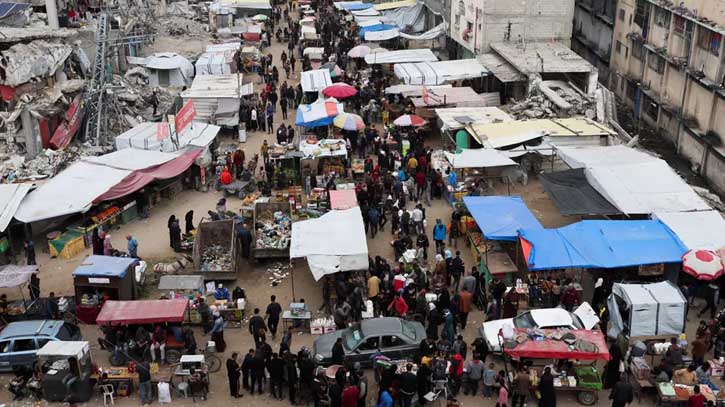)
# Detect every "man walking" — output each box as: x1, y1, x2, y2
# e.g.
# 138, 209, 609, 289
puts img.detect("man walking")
266, 295, 282, 339
126, 235, 139, 258
609, 374, 634, 407
458, 287, 473, 329
249, 308, 267, 346
138, 360, 153, 405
